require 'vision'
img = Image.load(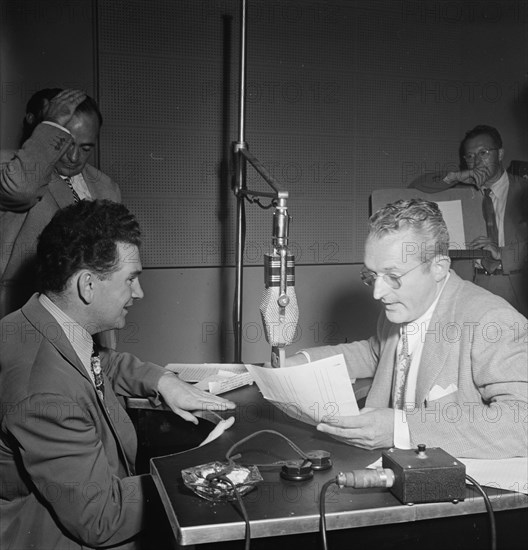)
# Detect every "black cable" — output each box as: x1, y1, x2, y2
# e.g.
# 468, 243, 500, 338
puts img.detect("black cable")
319, 479, 336, 550
216, 475, 251, 550
225, 429, 310, 464
465, 474, 496, 550
244, 195, 276, 209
